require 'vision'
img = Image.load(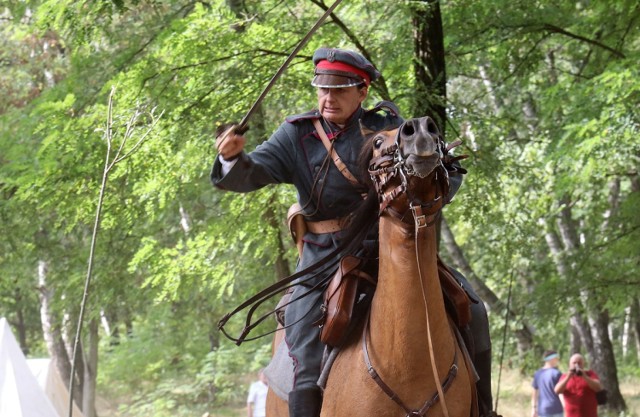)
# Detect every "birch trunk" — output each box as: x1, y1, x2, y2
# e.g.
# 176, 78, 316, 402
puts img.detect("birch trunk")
632, 298, 640, 365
